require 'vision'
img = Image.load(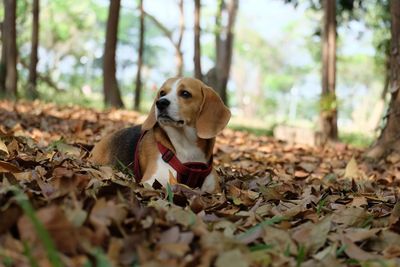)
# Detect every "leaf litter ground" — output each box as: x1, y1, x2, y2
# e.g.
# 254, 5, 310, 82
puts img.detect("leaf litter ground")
0, 100, 399, 267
